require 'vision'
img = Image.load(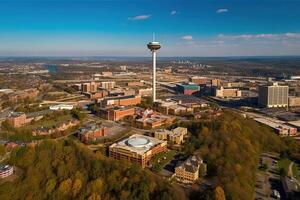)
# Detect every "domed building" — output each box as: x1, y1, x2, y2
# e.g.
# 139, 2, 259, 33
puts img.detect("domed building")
109, 134, 167, 168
